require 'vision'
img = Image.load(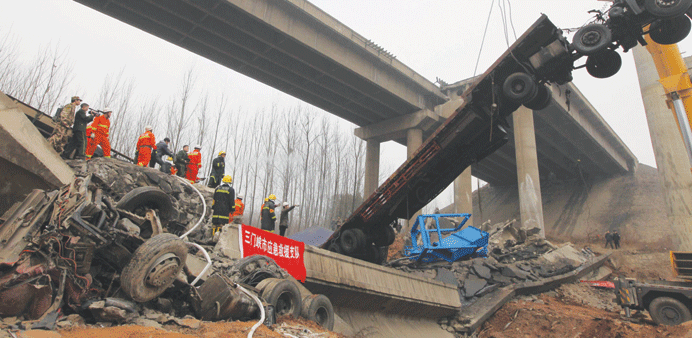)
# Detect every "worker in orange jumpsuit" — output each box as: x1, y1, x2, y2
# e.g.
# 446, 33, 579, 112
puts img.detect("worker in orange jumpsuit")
136, 126, 156, 166
85, 121, 96, 154
86, 108, 112, 159
186, 145, 202, 183
231, 194, 245, 224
